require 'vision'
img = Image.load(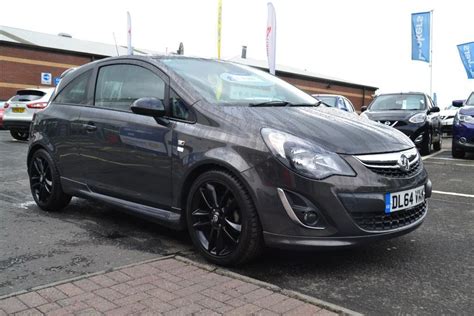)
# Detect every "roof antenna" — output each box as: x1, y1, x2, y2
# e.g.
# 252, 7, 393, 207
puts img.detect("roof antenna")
112, 32, 119, 56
